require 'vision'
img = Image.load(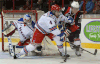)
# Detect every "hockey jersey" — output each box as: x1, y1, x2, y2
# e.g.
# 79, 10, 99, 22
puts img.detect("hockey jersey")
35, 11, 73, 36
62, 7, 82, 32
12, 18, 35, 43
